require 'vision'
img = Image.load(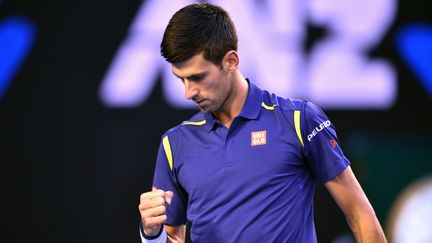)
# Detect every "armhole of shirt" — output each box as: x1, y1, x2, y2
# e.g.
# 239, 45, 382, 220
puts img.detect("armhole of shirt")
161, 134, 189, 214
294, 110, 304, 147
